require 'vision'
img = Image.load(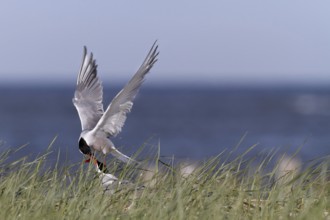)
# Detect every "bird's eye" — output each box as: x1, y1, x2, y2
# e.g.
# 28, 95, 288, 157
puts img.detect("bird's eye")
79, 138, 92, 155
